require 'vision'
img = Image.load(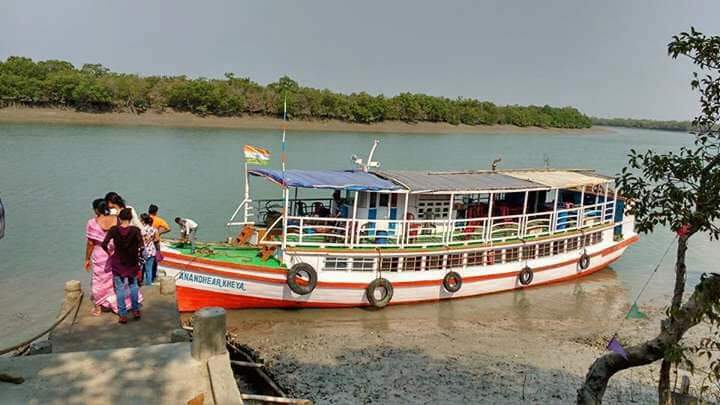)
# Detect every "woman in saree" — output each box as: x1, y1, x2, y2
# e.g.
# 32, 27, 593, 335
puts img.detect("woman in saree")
85, 198, 143, 315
